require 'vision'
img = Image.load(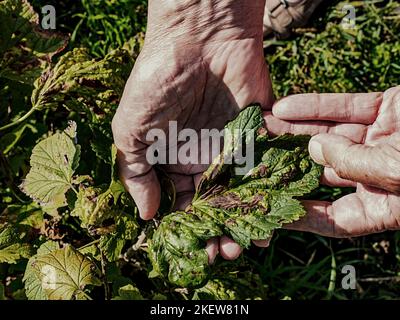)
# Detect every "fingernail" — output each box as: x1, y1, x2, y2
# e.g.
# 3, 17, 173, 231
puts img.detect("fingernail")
309, 138, 327, 166
272, 100, 288, 118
